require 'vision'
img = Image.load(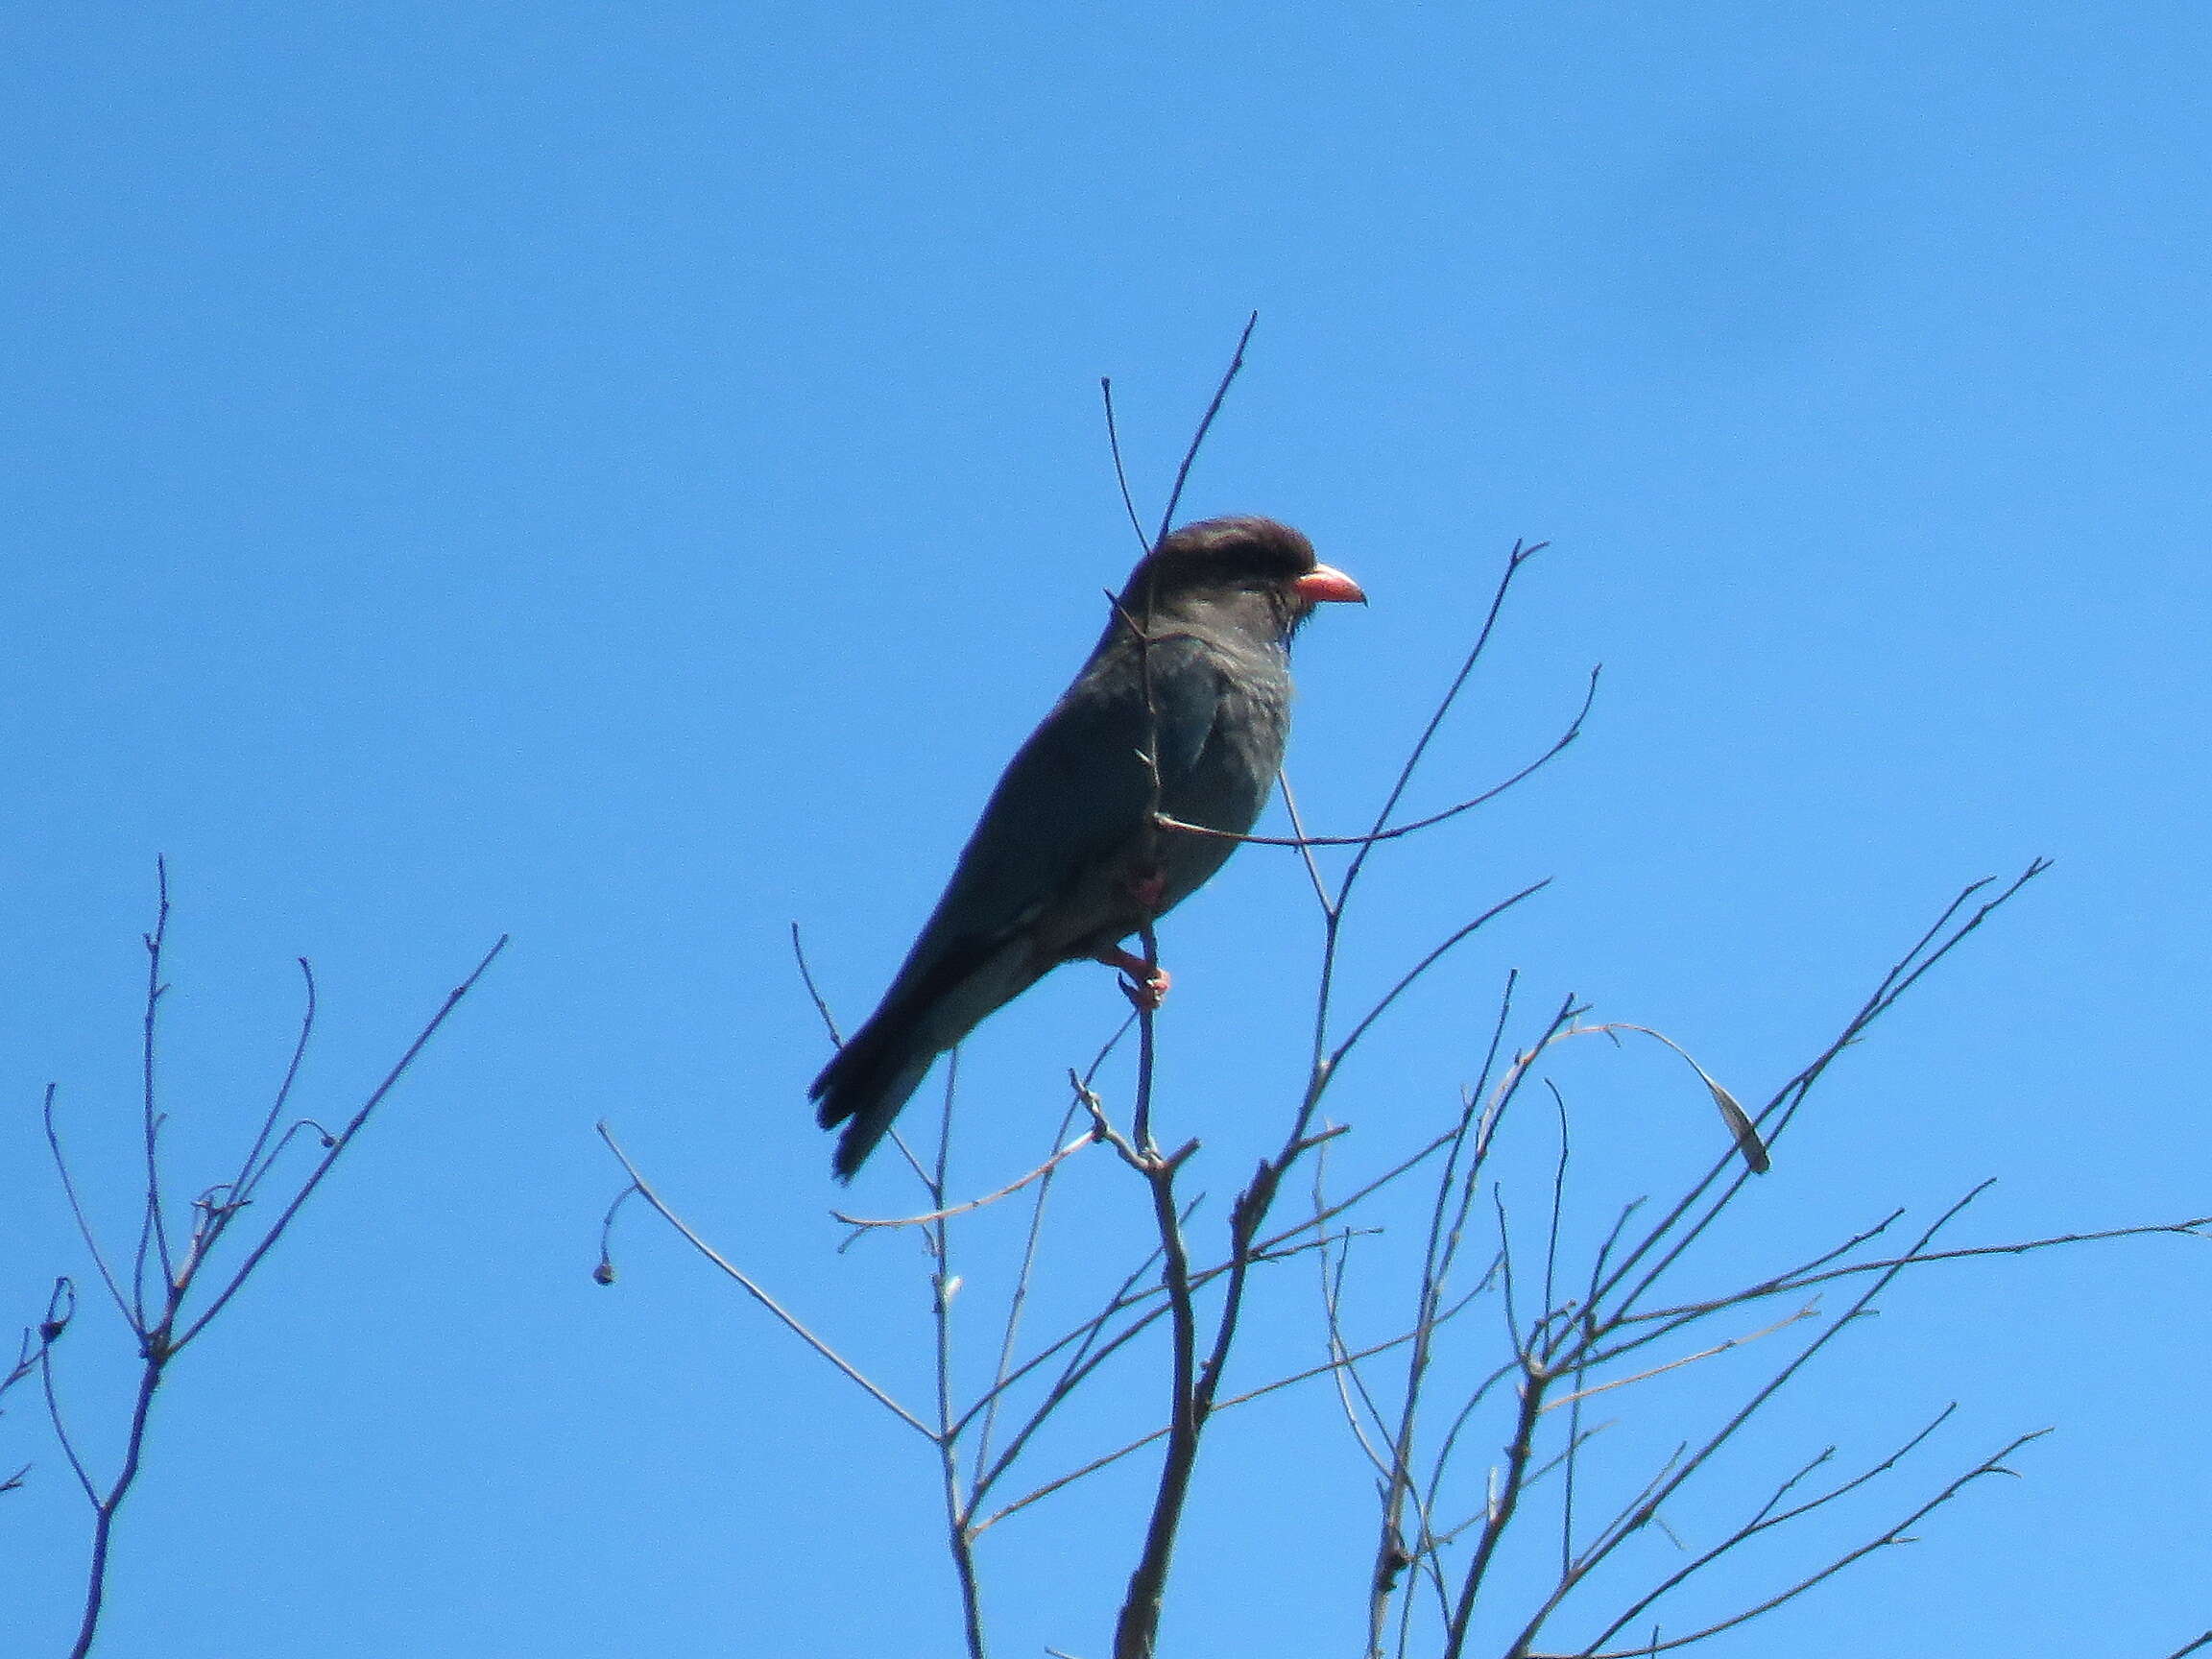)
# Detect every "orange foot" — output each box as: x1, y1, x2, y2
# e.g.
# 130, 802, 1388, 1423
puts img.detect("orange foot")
1096, 945, 1171, 1010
